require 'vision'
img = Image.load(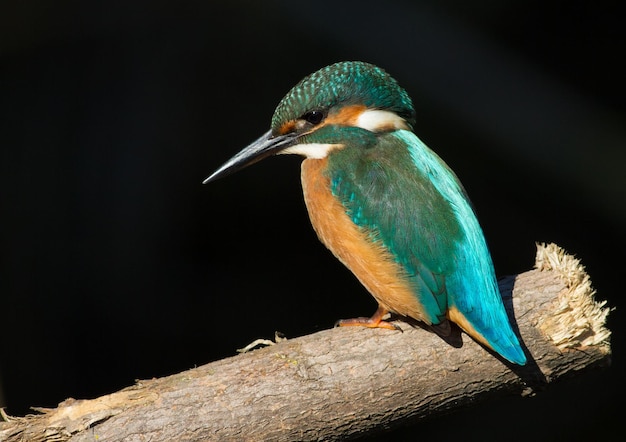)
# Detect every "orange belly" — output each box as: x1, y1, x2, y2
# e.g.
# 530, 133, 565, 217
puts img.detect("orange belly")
300, 158, 430, 323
